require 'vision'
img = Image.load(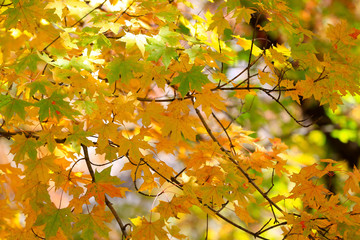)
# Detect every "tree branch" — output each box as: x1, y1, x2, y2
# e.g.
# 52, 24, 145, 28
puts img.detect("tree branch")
194, 108, 285, 214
